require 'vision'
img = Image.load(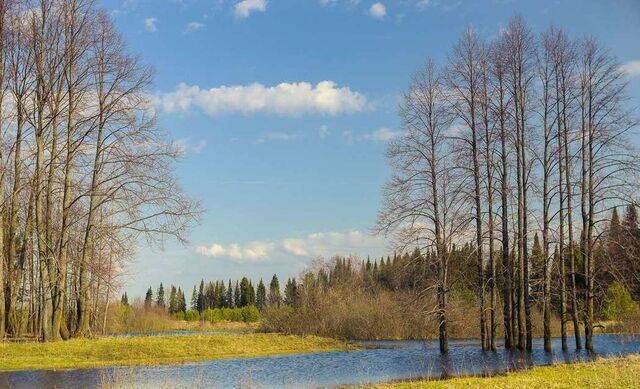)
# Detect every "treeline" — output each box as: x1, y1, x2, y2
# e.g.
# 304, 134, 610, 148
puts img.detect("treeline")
377, 17, 639, 353
0, 0, 199, 341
